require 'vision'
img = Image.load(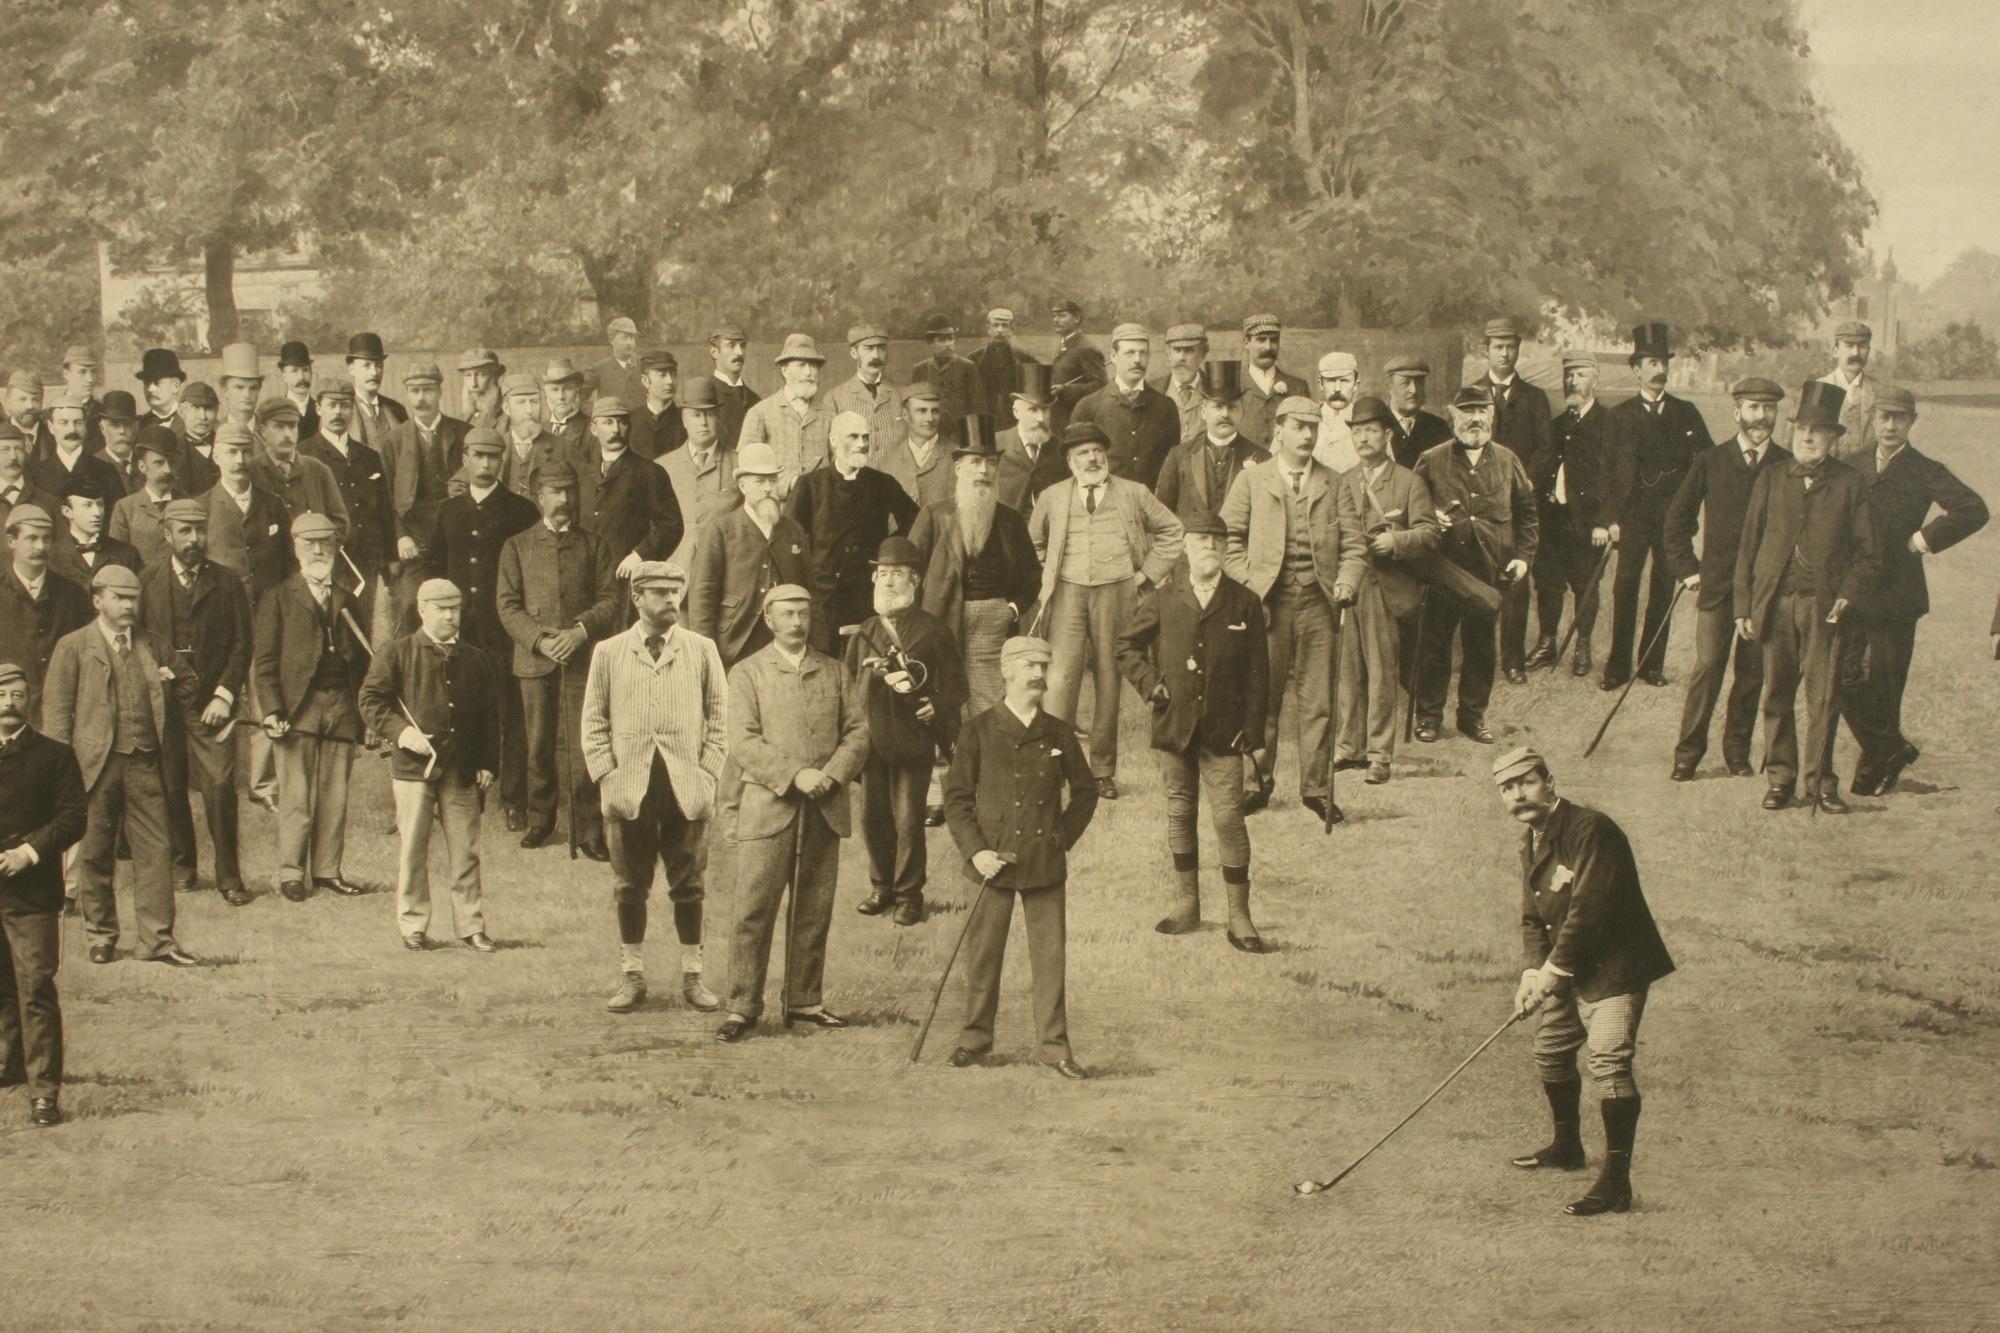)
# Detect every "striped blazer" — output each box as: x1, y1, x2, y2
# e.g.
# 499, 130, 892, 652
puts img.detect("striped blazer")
580, 621, 729, 822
